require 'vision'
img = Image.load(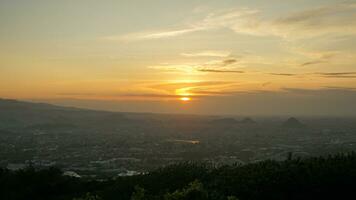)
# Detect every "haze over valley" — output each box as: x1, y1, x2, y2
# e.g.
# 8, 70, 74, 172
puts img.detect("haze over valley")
1, 1, 356, 199
2, 99, 356, 178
